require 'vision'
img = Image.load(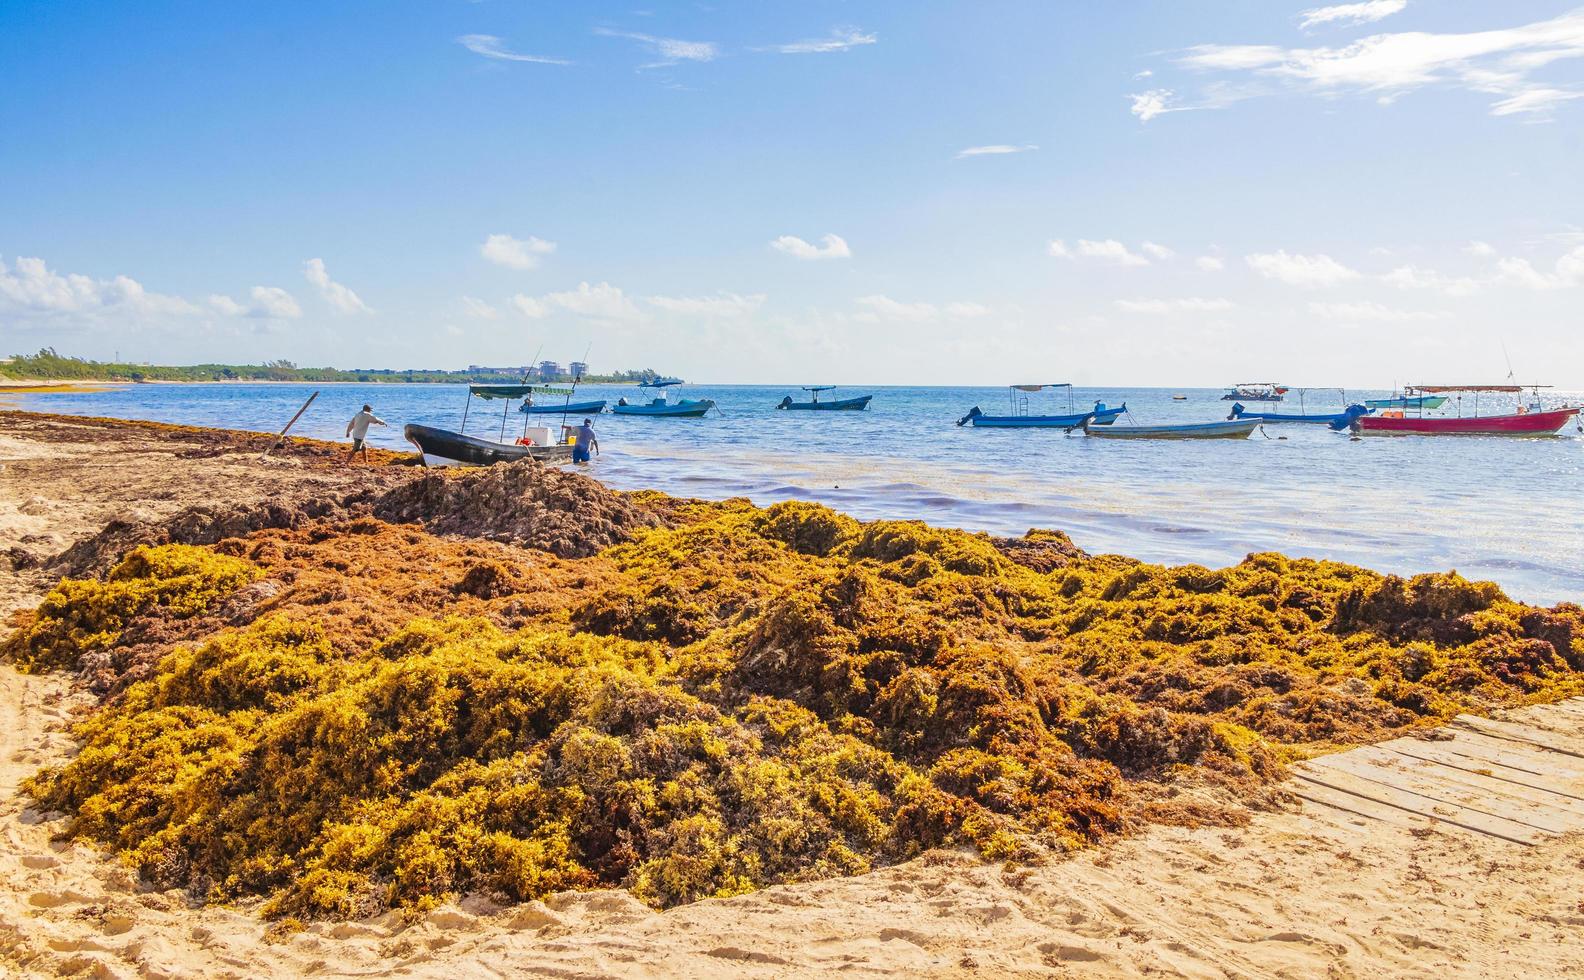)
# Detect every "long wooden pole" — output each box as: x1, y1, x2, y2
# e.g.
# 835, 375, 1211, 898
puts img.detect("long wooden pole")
261, 390, 318, 458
